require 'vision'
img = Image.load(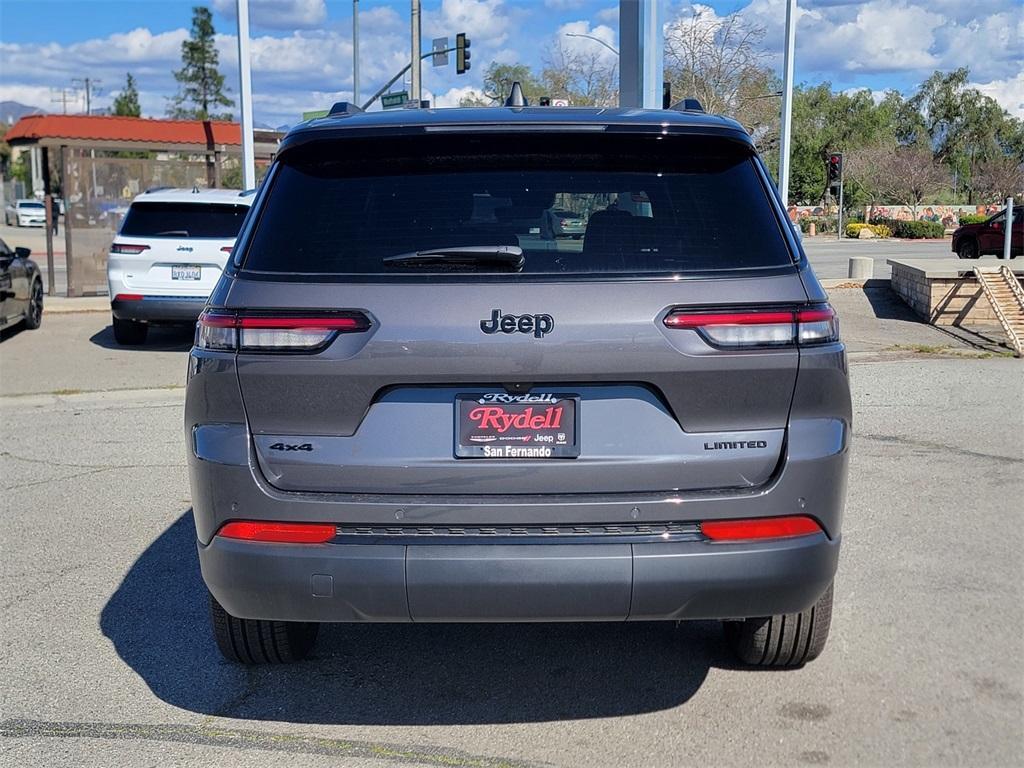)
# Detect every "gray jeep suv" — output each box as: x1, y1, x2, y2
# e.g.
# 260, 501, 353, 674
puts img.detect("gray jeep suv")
186, 98, 850, 668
